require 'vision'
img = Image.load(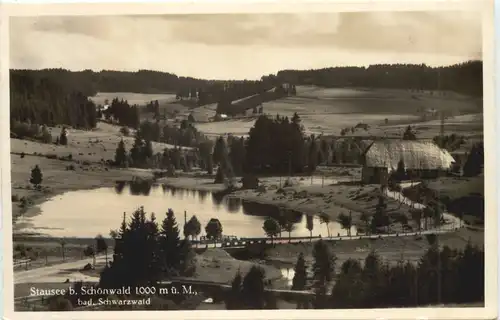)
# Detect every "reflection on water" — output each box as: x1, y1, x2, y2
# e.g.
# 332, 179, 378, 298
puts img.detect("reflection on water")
18, 183, 355, 239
